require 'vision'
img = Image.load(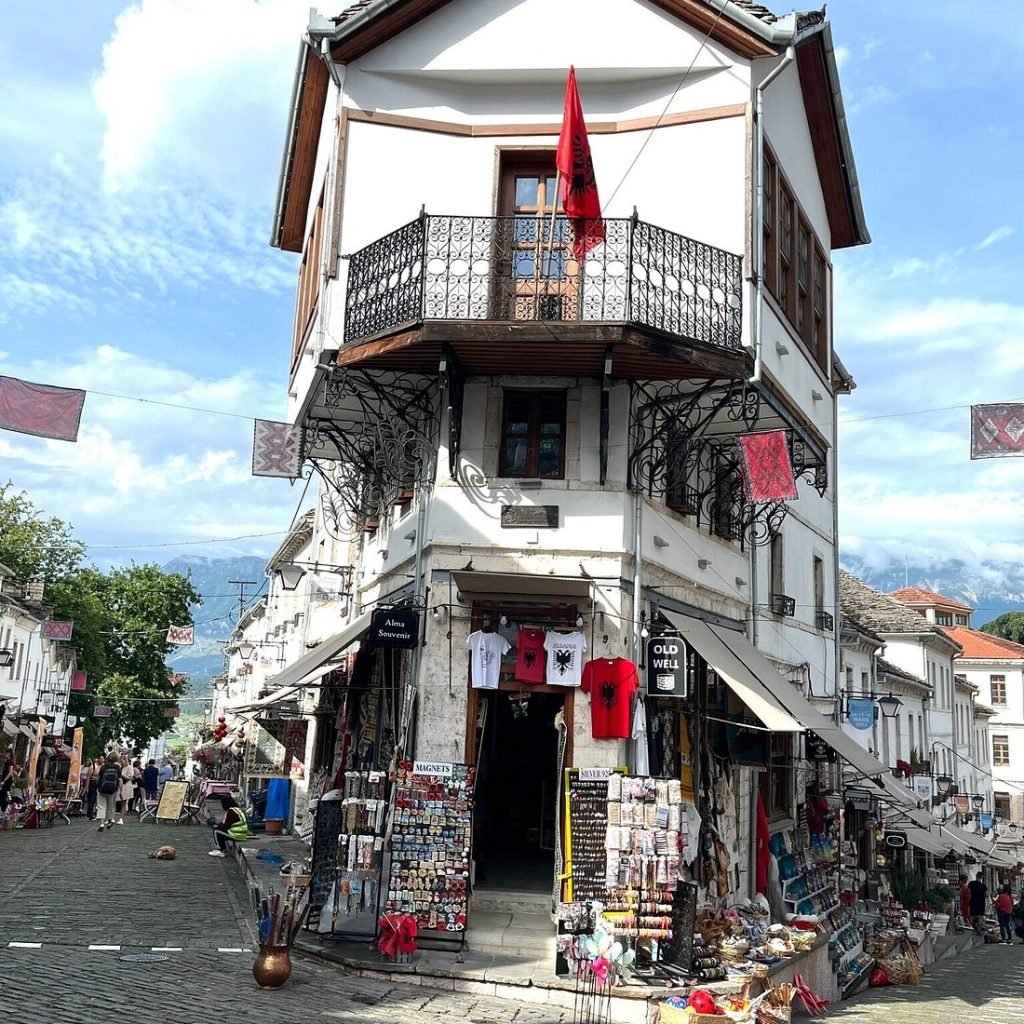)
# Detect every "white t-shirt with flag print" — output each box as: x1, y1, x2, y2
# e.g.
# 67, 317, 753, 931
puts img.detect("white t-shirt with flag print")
544, 630, 587, 686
